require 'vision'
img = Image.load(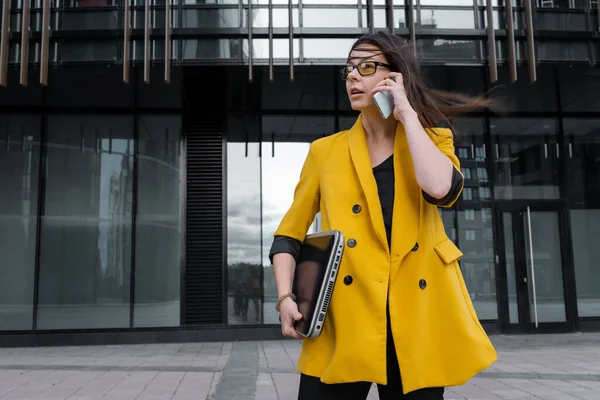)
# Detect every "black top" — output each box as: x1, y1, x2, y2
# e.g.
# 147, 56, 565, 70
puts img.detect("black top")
373, 154, 395, 249
268, 157, 463, 262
